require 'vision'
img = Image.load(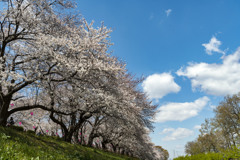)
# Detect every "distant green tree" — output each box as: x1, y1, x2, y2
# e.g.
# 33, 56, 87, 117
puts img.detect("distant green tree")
184, 93, 240, 156
213, 93, 240, 147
